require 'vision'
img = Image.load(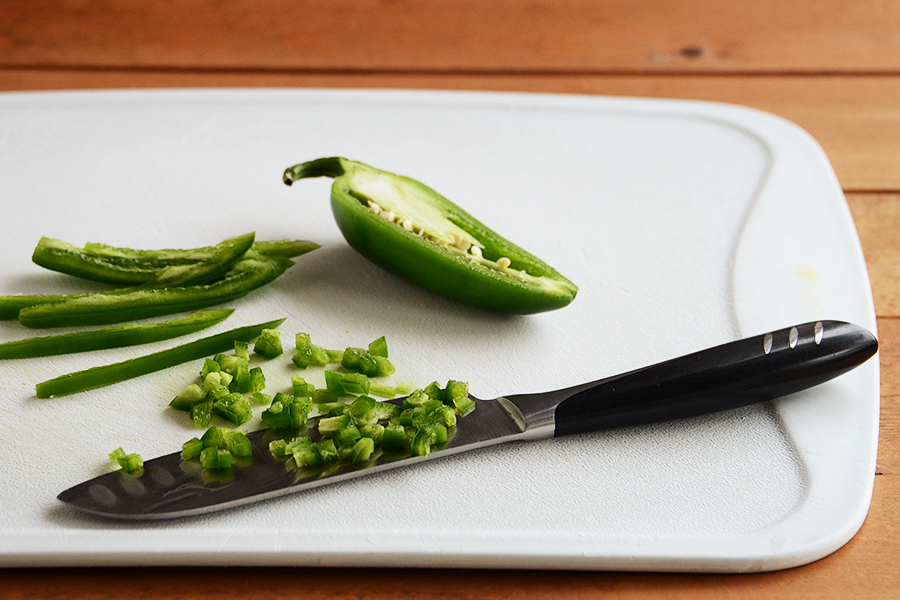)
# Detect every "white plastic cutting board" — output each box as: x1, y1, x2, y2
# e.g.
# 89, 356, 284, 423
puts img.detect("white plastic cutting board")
0, 89, 878, 571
